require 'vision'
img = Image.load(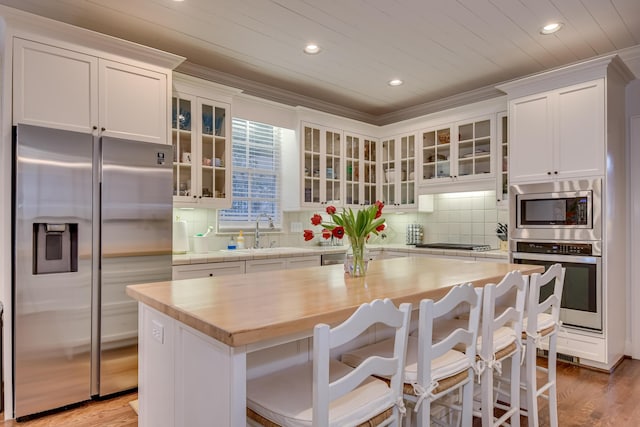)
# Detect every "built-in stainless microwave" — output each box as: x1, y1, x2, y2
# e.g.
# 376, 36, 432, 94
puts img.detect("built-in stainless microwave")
510, 179, 602, 241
